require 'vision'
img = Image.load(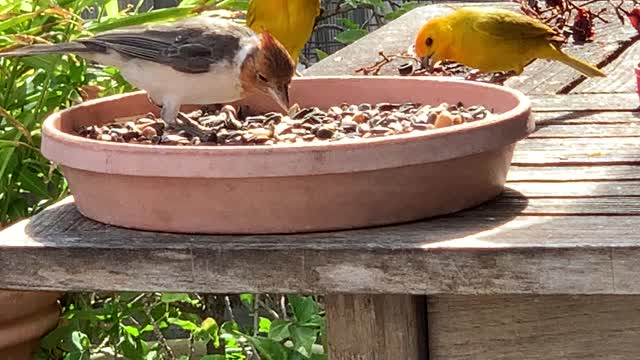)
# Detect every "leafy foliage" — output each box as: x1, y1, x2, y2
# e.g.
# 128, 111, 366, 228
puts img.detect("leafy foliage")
36, 293, 326, 359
